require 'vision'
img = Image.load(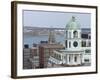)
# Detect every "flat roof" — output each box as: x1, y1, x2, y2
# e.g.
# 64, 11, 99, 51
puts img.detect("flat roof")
39, 43, 64, 49
55, 49, 84, 54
